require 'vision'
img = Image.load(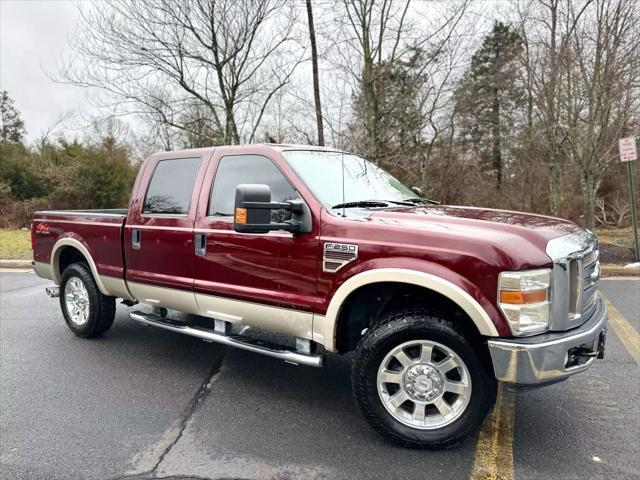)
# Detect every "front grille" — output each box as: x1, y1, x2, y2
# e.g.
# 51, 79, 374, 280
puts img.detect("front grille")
546, 230, 600, 331
581, 249, 599, 317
